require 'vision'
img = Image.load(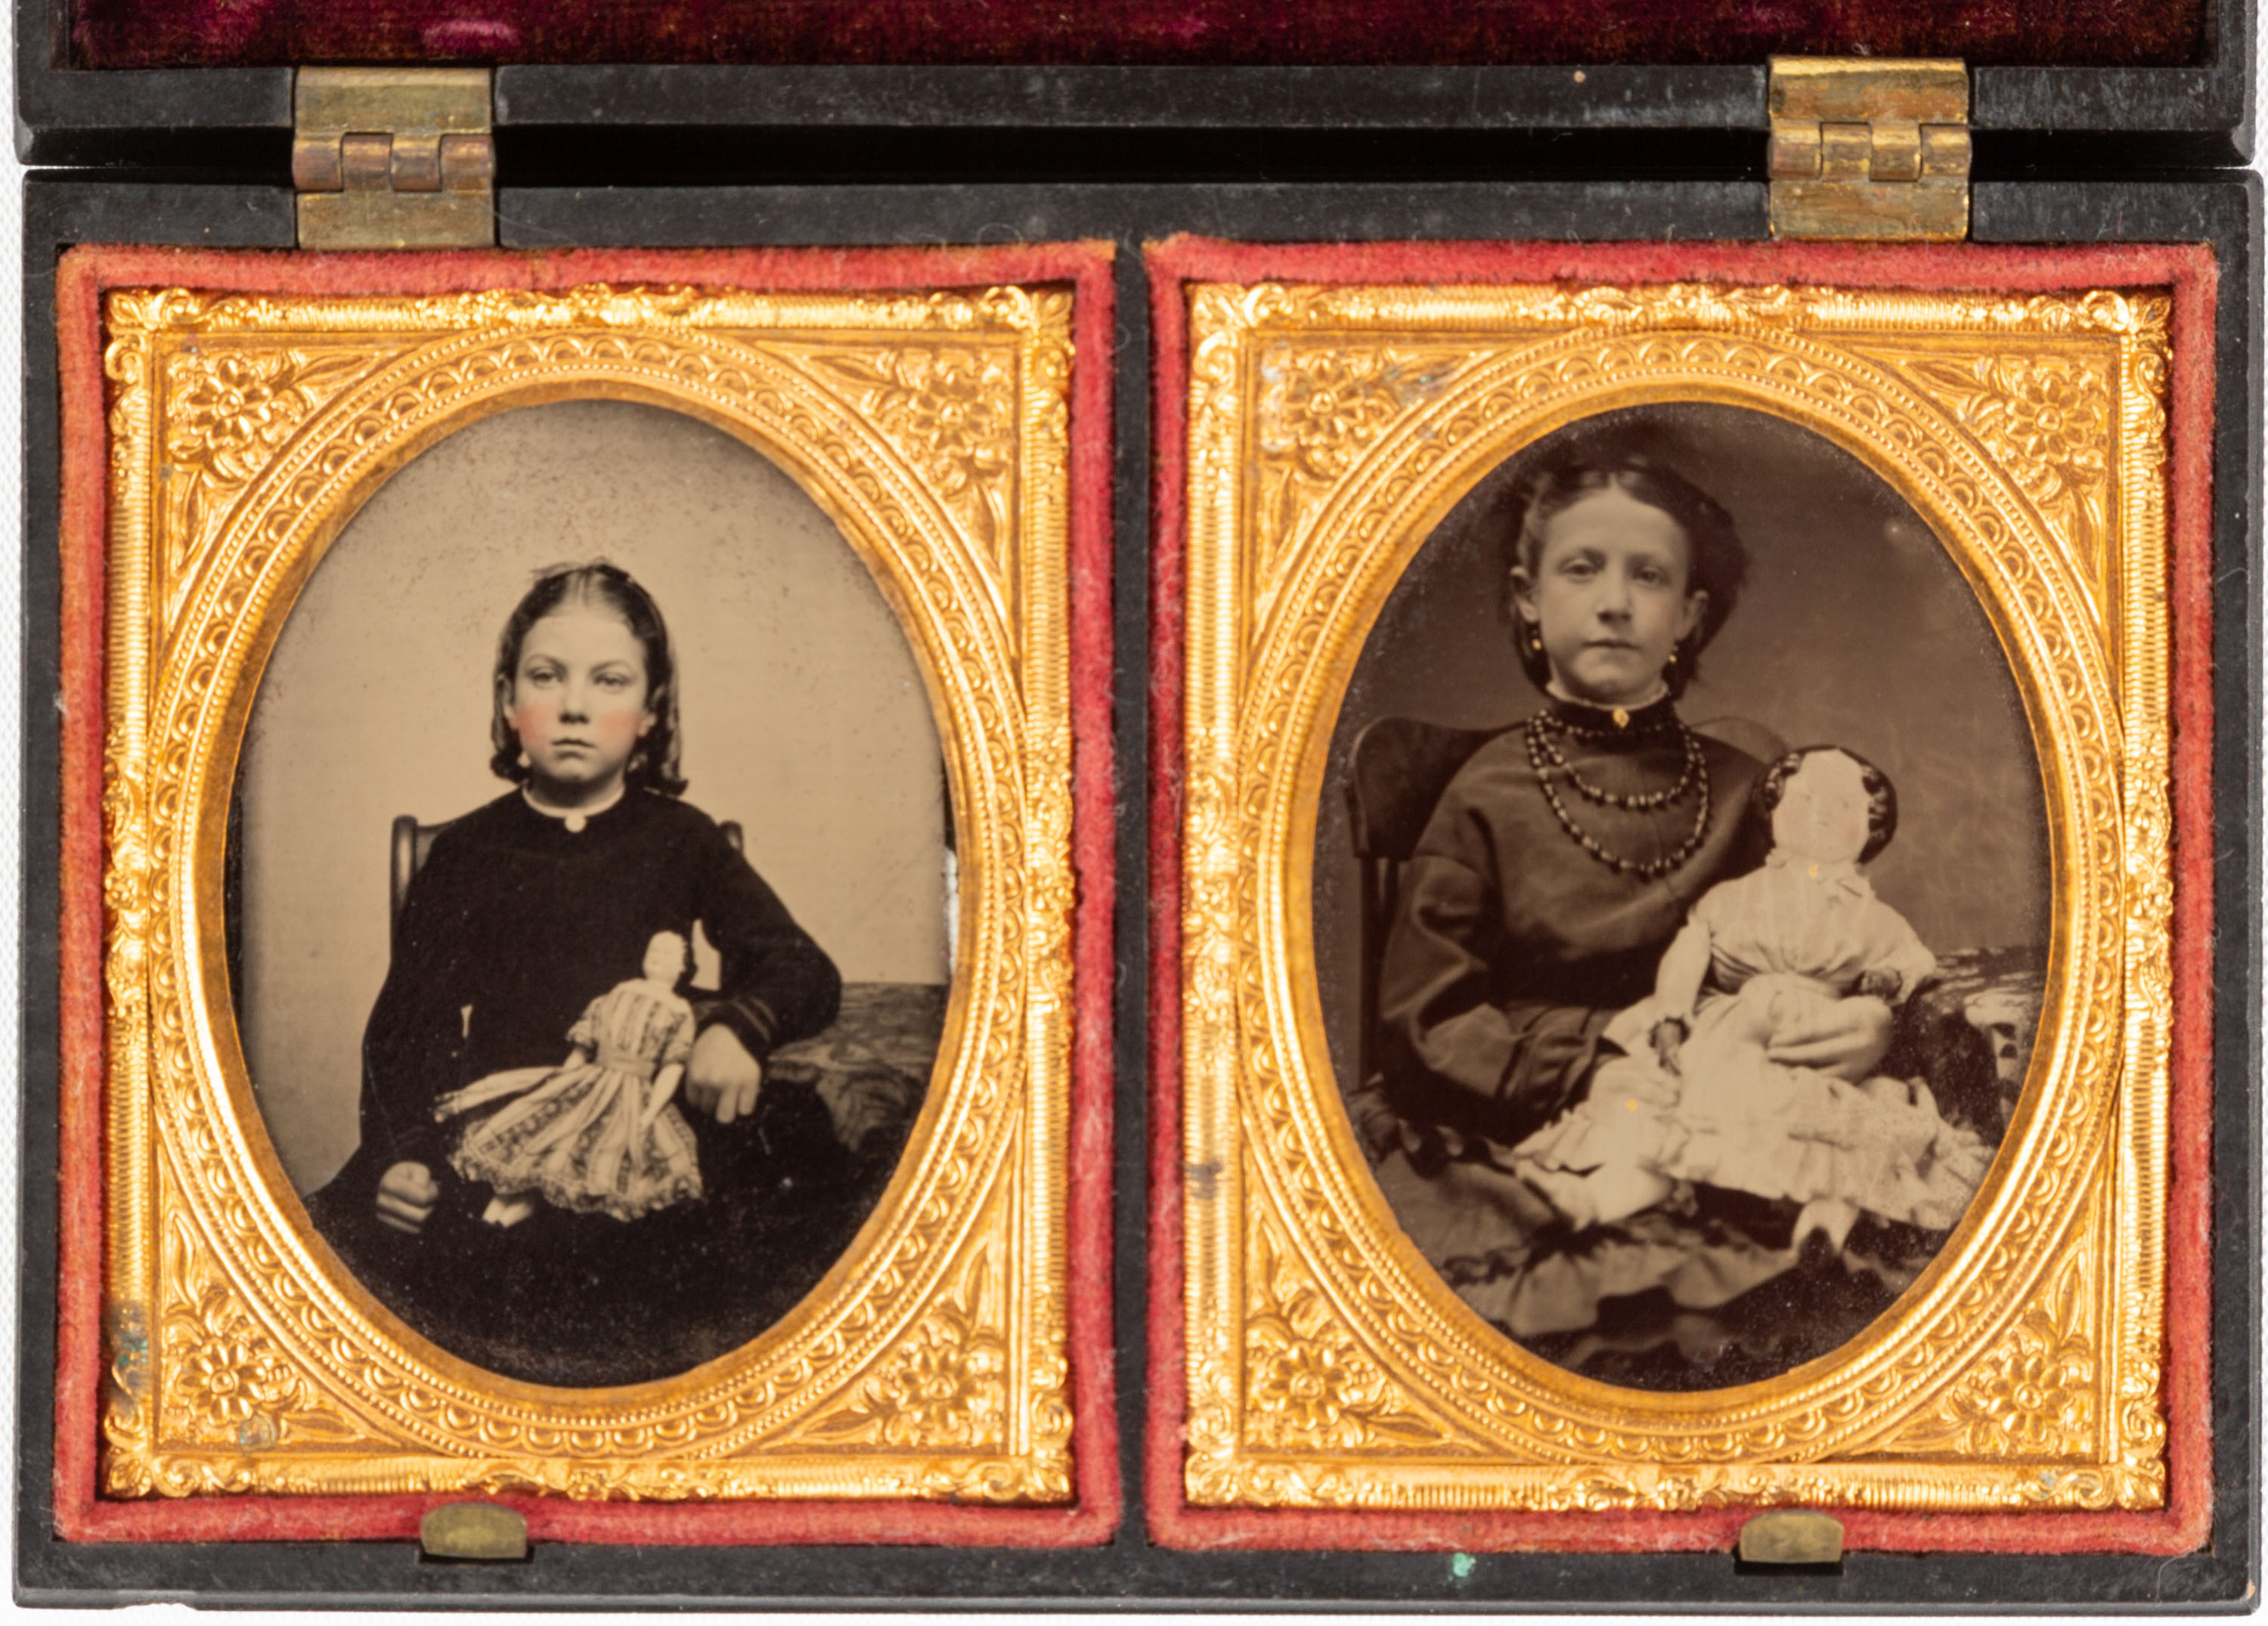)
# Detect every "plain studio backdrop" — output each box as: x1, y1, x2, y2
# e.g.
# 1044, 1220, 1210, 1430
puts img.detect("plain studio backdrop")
1313, 401, 2056, 1092
237, 400, 953, 1194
